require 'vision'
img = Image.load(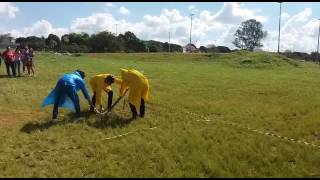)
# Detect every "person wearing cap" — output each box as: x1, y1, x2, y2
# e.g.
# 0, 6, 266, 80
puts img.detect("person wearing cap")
42, 70, 92, 123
